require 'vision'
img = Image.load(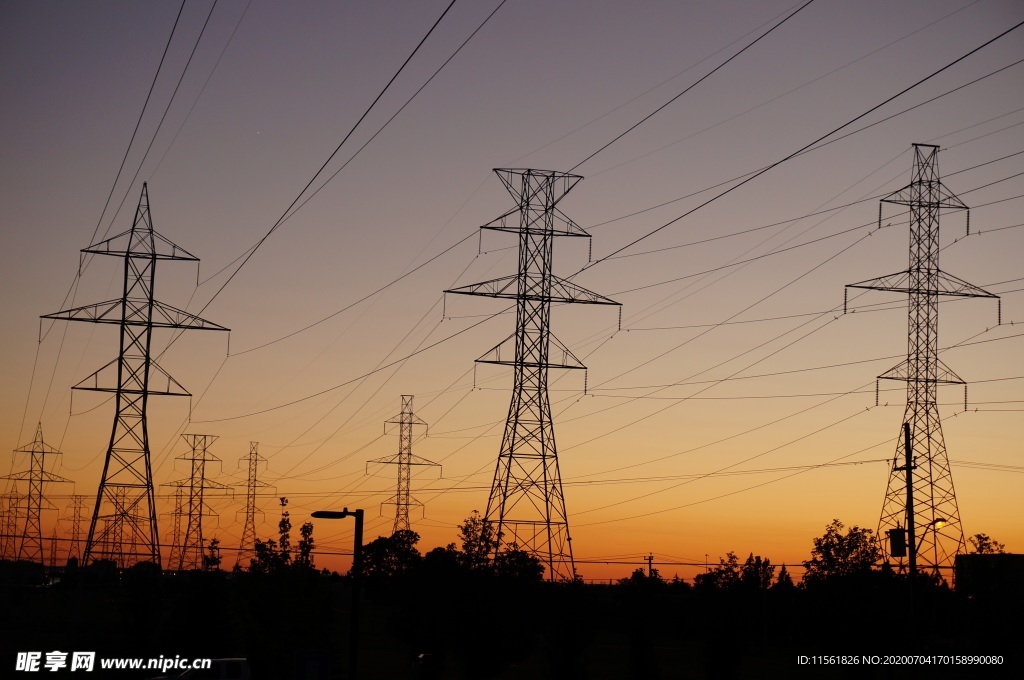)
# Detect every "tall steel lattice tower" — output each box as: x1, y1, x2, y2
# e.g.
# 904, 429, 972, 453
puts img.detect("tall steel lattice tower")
42, 183, 228, 567
175, 434, 229, 570
446, 169, 619, 581
235, 441, 270, 569
3, 423, 70, 563
846, 144, 999, 576
367, 395, 439, 535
